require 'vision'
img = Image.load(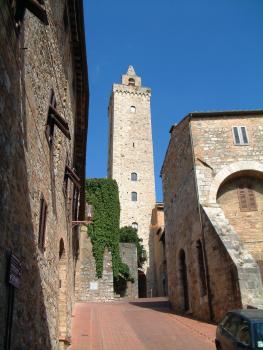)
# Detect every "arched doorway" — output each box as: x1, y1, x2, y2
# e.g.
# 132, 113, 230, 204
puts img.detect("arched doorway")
138, 270, 147, 298
58, 239, 68, 348
179, 249, 189, 311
